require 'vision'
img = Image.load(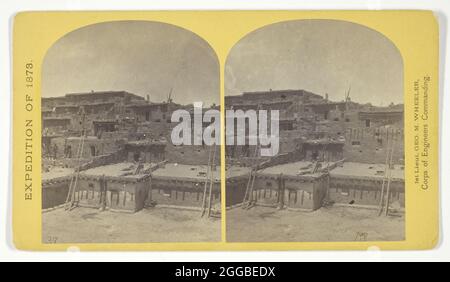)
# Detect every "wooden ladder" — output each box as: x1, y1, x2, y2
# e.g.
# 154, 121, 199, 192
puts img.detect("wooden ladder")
242, 142, 261, 209
201, 144, 217, 217
64, 110, 87, 211
378, 136, 396, 216
64, 130, 86, 210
